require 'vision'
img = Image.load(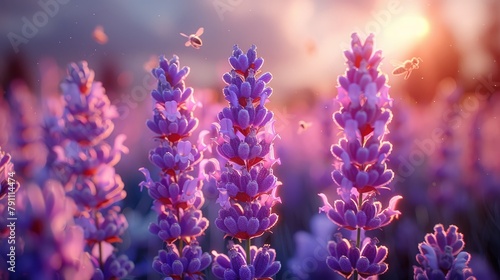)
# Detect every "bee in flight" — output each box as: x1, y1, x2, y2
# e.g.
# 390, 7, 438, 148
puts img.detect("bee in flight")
298, 120, 312, 134
180, 27, 204, 49
392, 57, 423, 79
